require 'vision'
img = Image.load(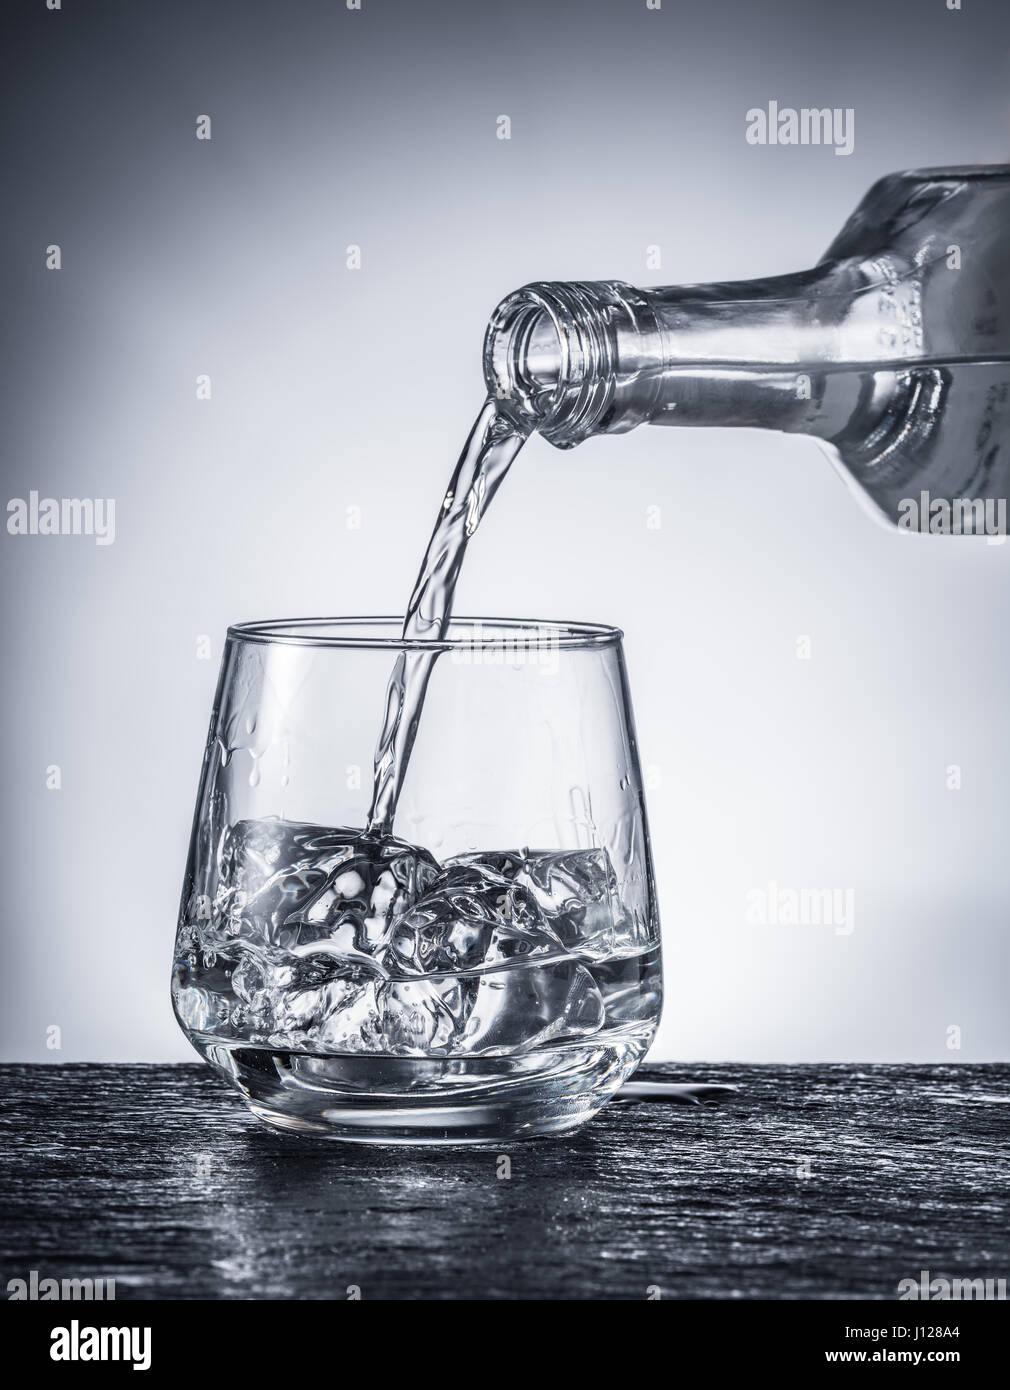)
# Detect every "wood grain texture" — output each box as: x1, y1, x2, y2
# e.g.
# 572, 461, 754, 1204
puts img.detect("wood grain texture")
1, 1063, 1008, 1300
